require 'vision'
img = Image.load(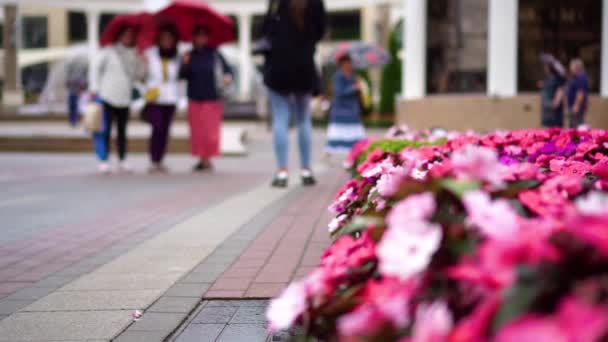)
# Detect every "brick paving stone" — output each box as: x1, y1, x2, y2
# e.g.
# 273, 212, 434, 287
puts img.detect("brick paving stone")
245, 283, 286, 298
216, 323, 267, 342
164, 283, 211, 297
0, 299, 34, 315
205, 290, 245, 298
230, 306, 267, 324
148, 296, 201, 314
192, 306, 238, 324
129, 312, 185, 333
210, 278, 252, 291
114, 330, 169, 342
175, 324, 225, 342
